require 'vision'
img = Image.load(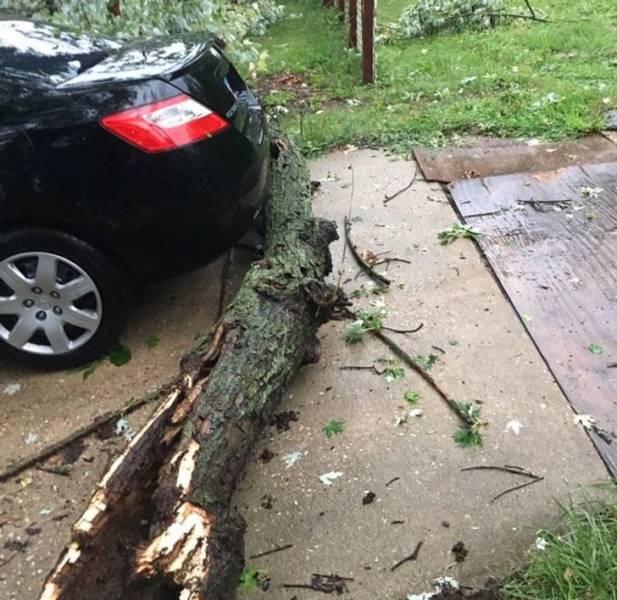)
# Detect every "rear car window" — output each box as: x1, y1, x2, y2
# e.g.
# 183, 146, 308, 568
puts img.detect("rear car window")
0, 19, 118, 87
